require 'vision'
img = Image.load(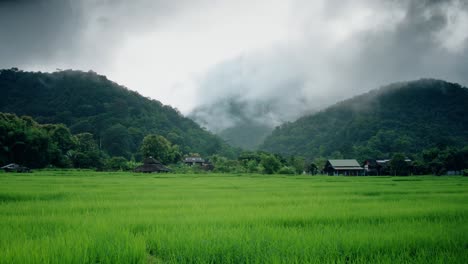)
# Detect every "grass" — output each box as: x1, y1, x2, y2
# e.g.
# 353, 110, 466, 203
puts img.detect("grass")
0, 170, 467, 263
